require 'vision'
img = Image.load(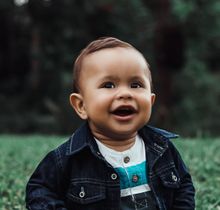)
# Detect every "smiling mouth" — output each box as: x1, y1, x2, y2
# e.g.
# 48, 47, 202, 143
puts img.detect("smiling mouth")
111, 106, 136, 116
